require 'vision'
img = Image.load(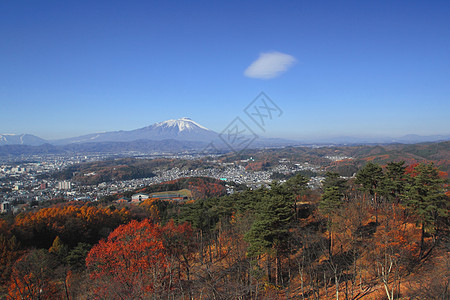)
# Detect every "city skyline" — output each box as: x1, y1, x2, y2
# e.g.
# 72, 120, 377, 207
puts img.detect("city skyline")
1, 1, 449, 140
